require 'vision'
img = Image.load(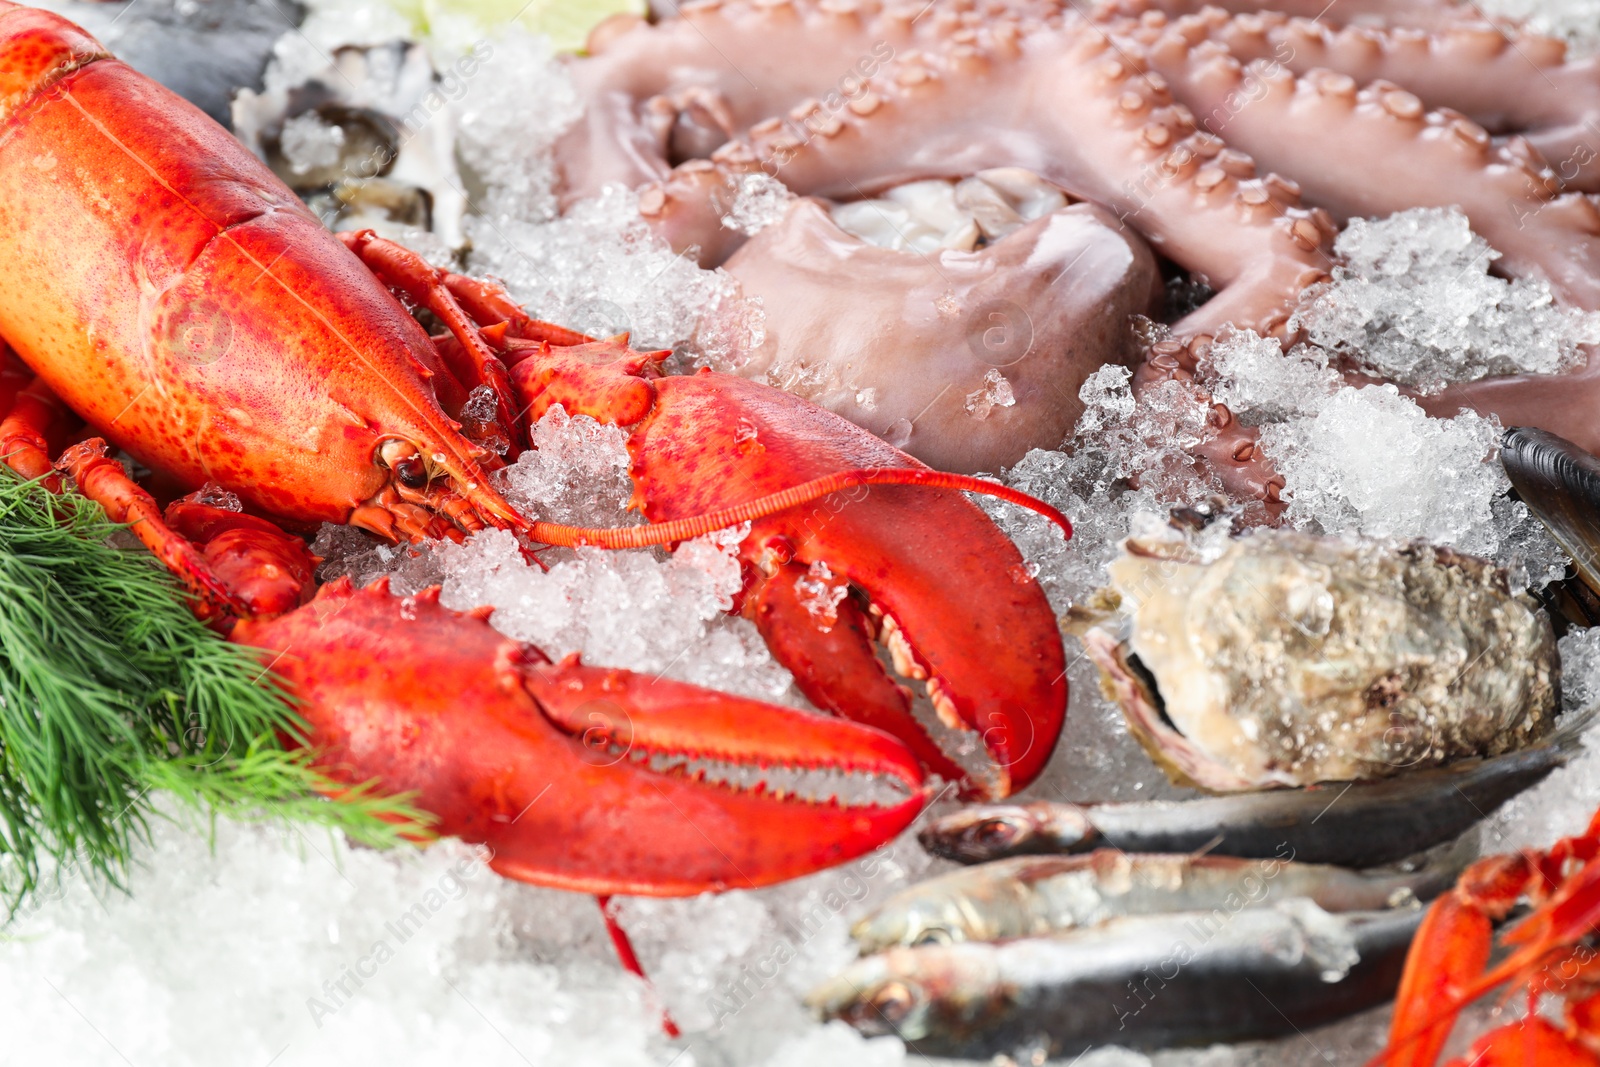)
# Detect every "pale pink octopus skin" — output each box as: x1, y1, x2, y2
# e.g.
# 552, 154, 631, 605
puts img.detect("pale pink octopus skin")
558, 0, 1600, 497
724, 199, 1161, 472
